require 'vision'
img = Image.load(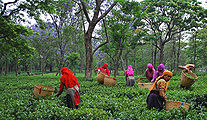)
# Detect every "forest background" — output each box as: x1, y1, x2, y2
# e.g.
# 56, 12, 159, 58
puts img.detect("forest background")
0, 0, 207, 78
